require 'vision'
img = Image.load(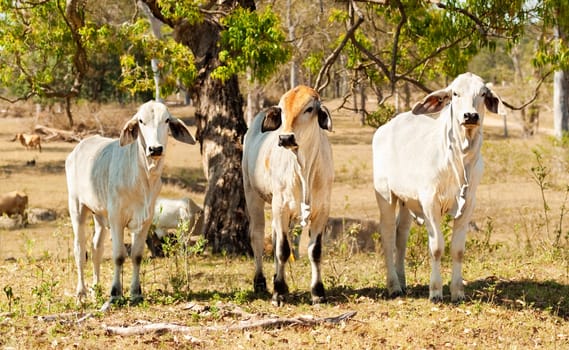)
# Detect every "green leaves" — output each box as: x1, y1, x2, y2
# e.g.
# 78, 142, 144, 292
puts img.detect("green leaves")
212, 7, 290, 83
118, 19, 197, 97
